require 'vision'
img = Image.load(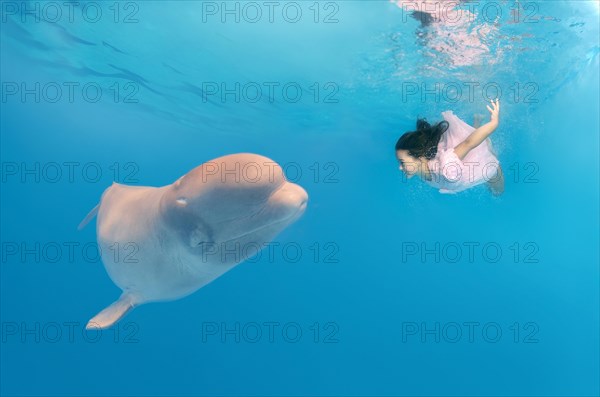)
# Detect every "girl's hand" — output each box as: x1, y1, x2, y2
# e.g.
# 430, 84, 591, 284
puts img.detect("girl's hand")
487, 98, 500, 125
